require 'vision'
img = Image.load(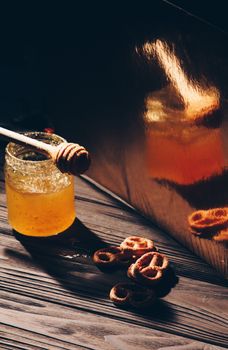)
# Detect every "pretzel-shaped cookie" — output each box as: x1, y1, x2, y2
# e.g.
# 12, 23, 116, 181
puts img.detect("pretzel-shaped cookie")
188, 207, 228, 235
128, 252, 169, 286
109, 283, 156, 309
120, 236, 155, 257
92, 247, 133, 268
128, 264, 178, 297
135, 251, 169, 271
